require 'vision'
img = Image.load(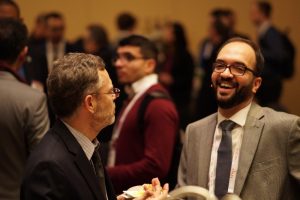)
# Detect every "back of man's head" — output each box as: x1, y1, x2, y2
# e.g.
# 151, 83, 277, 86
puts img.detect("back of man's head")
118, 35, 158, 64
47, 53, 106, 118
45, 11, 63, 22
0, 18, 27, 65
0, 0, 20, 19
257, 1, 272, 18
117, 12, 136, 31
